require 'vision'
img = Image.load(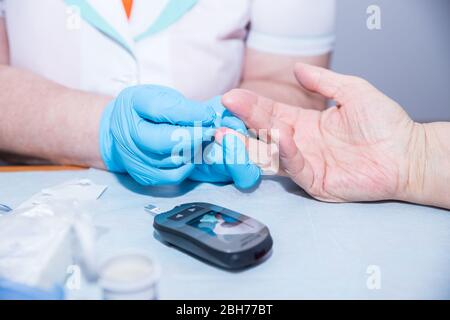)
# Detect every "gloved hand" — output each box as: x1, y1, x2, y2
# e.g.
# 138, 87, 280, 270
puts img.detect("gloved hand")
99, 85, 217, 186
0, 278, 64, 300
188, 97, 261, 189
